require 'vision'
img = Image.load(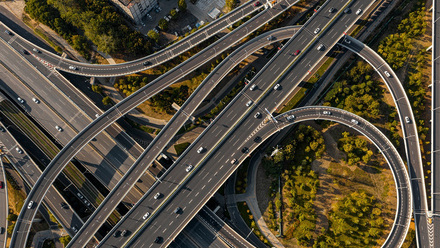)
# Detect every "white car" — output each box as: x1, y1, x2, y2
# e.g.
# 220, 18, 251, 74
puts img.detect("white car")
323, 111, 331, 115
286, 115, 295, 121
186, 164, 193, 172
33, 48, 40, 53
55, 125, 63, 132
17, 97, 24, 103
314, 28, 321, 34
317, 44, 325, 51
273, 84, 281, 90
69, 66, 77, 70
405, 116, 410, 124
32, 97, 40, 104
250, 84, 257, 91
77, 192, 84, 199
72, 226, 78, 233
356, 9, 362, 15
231, 159, 237, 164
246, 100, 253, 107
27, 201, 33, 209
254, 112, 261, 118
384, 71, 391, 77
143, 212, 150, 220
16, 147, 23, 154
351, 119, 359, 125
154, 193, 161, 199
197, 147, 204, 153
